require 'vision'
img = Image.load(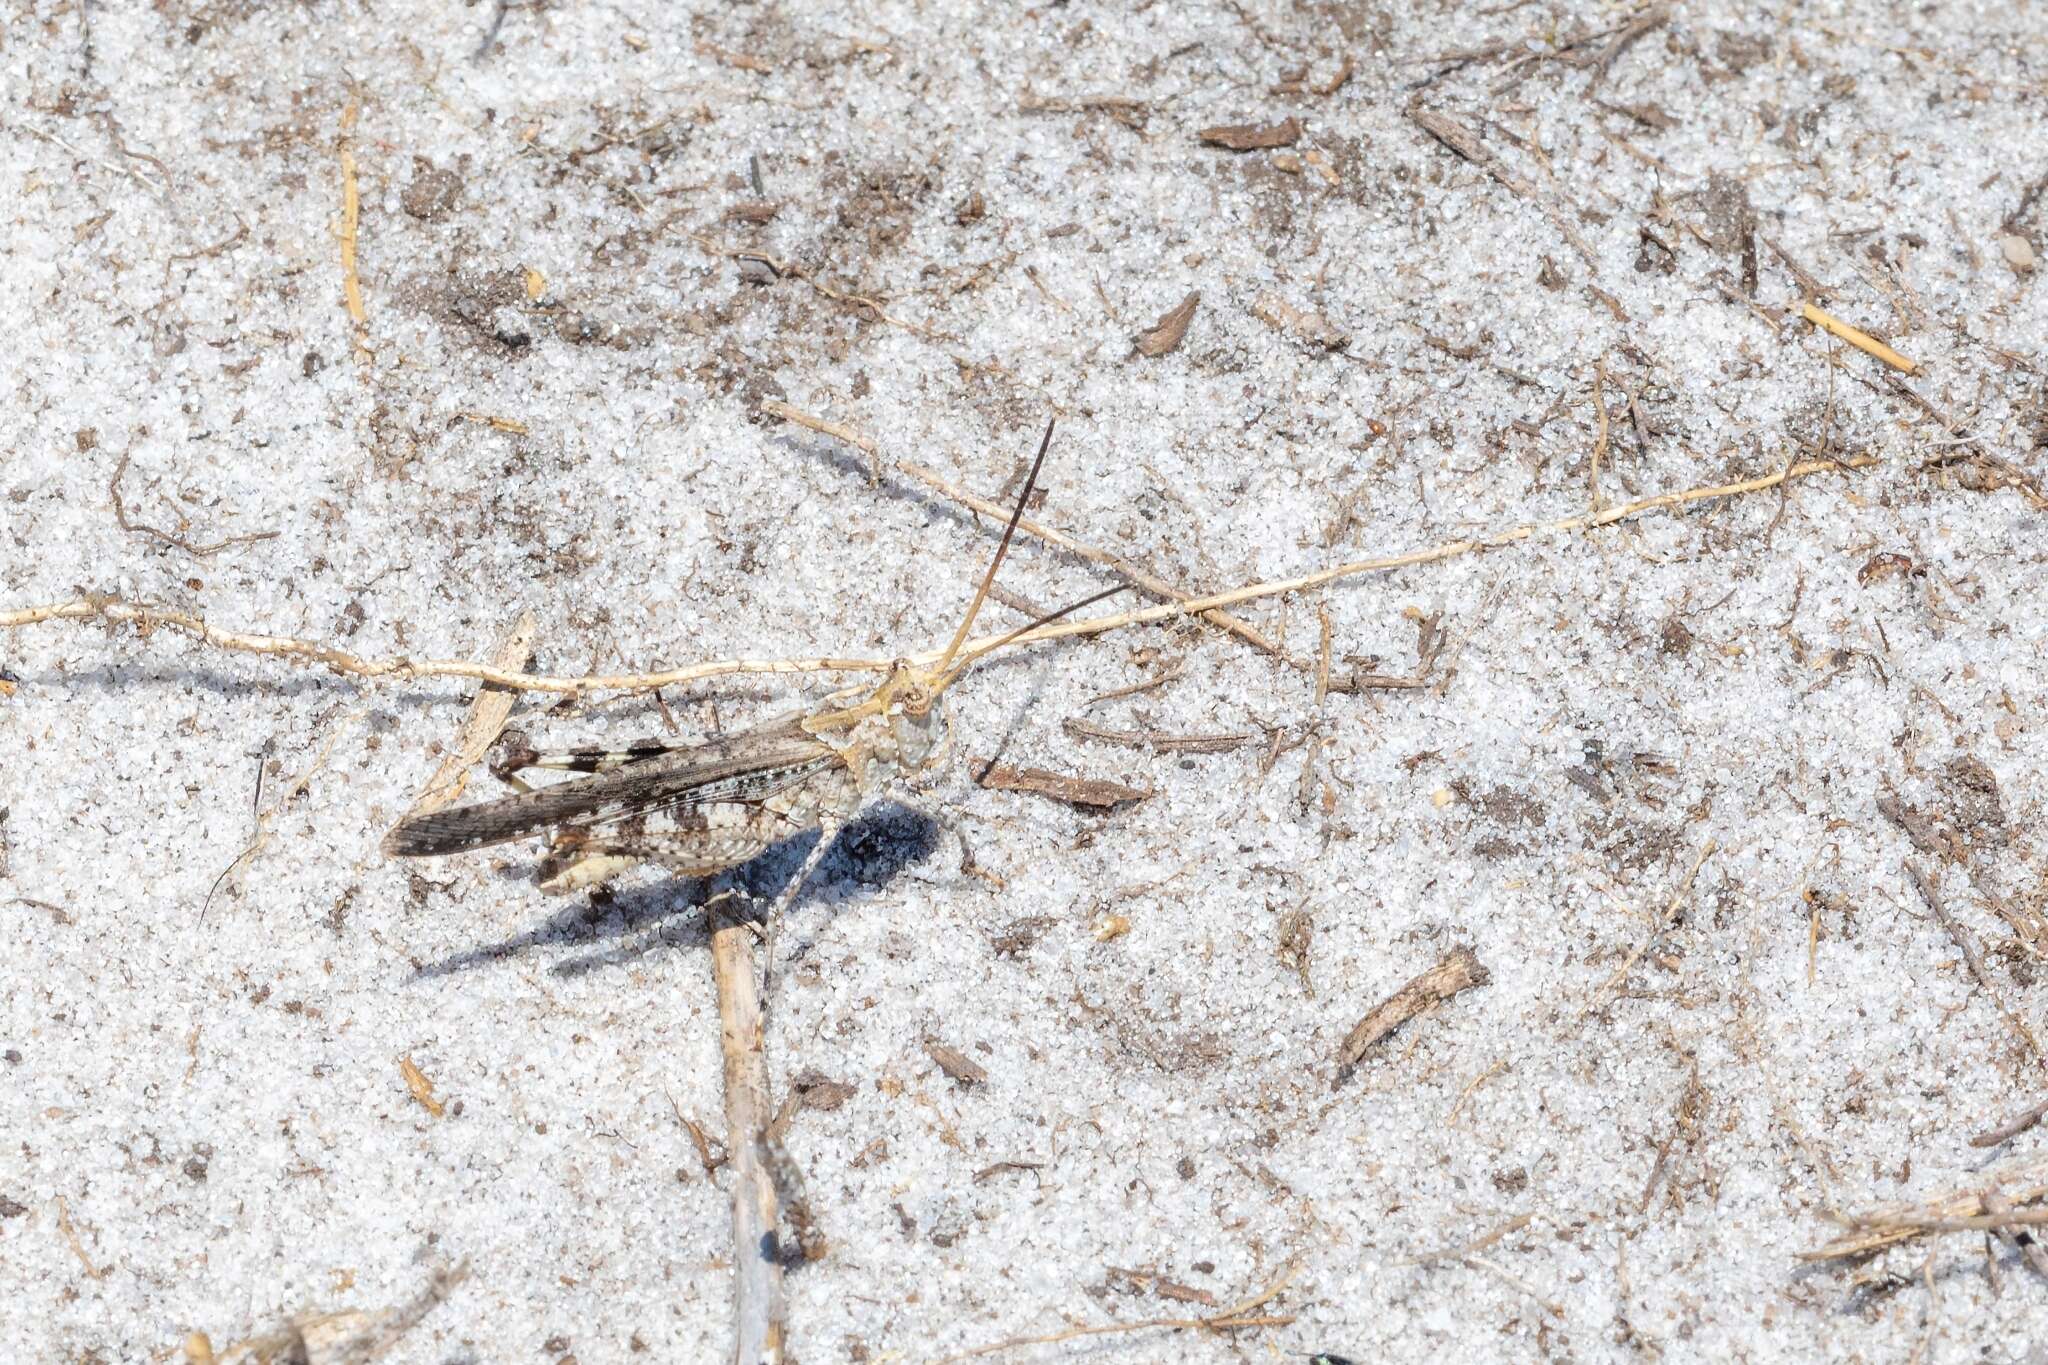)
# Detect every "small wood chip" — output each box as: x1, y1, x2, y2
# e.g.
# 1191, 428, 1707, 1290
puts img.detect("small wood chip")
792, 1070, 859, 1111
971, 757, 1151, 808
924, 1041, 988, 1086
399, 1056, 445, 1117
1134, 290, 1200, 357
1198, 117, 1302, 151
1338, 946, 1489, 1070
